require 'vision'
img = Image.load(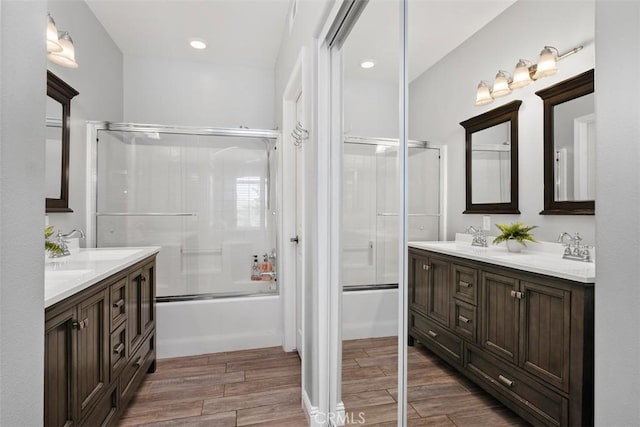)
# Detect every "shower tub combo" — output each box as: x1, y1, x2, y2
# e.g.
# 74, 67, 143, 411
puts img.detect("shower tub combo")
88, 122, 281, 358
